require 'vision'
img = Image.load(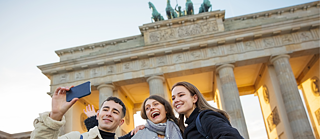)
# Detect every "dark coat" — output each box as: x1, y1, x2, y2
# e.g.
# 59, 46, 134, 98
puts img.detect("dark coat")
184, 107, 243, 139
84, 116, 132, 139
